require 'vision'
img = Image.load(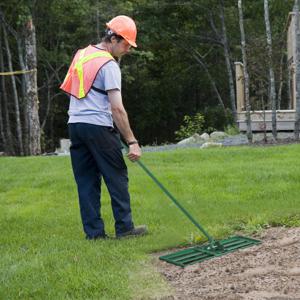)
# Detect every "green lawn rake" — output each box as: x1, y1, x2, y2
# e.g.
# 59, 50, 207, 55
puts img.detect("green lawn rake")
123, 143, 261, 267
